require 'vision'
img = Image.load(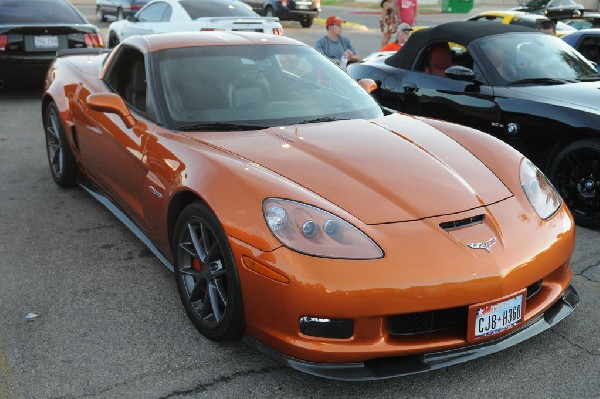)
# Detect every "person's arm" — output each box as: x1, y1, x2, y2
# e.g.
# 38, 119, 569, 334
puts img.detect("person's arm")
344, 38, 361, 62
